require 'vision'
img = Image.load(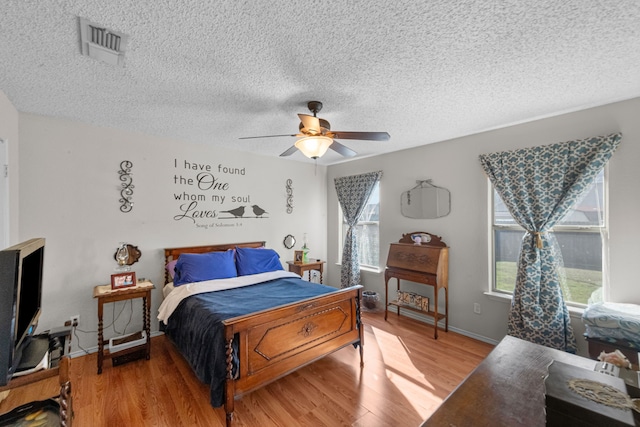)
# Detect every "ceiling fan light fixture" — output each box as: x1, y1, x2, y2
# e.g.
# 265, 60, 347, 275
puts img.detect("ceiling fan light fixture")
295, 136, 333, 159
